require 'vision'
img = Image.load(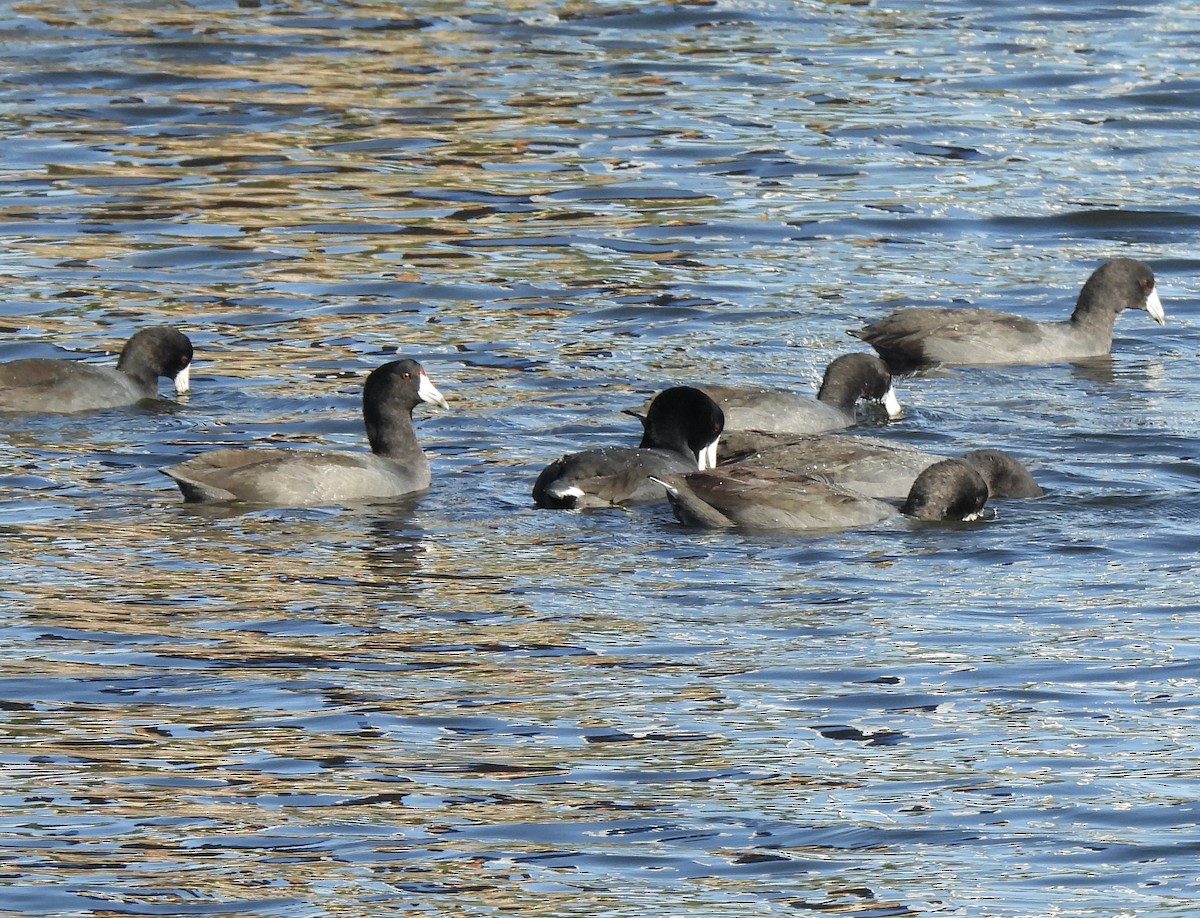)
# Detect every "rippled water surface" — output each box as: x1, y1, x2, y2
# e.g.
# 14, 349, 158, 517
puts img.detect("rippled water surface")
2, 1, 1200, 915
